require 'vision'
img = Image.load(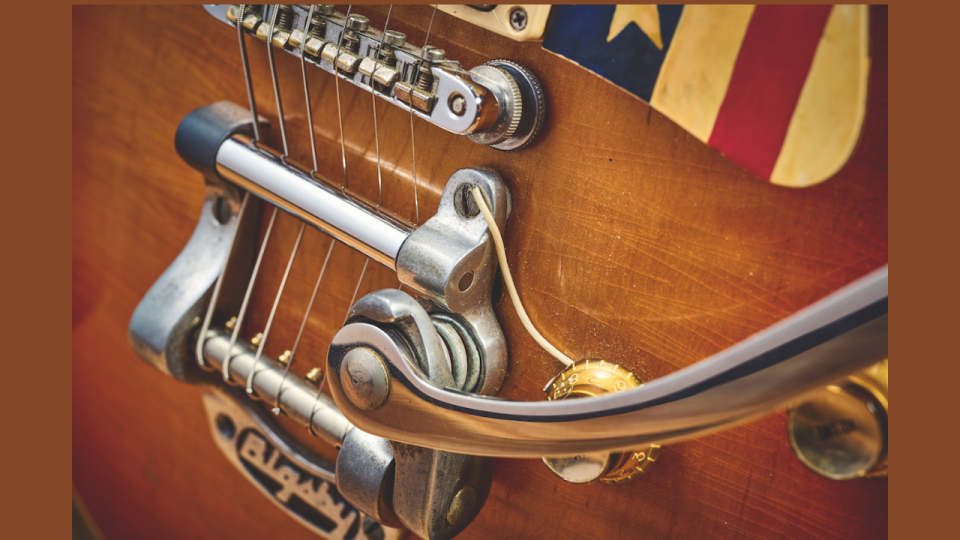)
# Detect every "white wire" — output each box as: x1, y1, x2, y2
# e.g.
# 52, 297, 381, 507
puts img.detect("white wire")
470, 187, 575, 367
